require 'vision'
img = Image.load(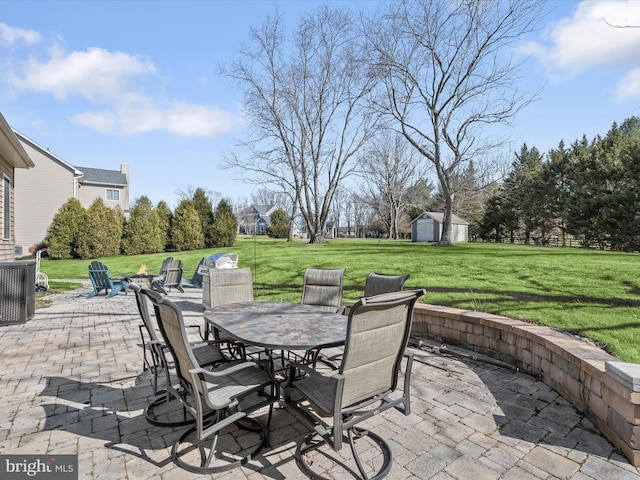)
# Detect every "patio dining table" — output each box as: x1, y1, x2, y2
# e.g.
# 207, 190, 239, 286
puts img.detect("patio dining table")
203, 301, 348, 351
